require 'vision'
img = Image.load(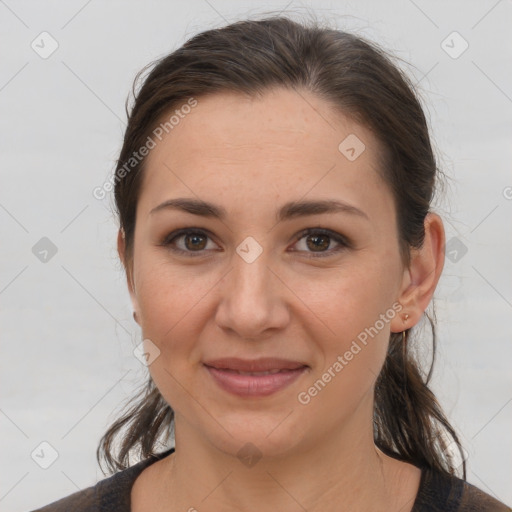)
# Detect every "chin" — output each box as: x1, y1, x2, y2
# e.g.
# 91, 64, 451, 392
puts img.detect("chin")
200, 408, 310, 462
